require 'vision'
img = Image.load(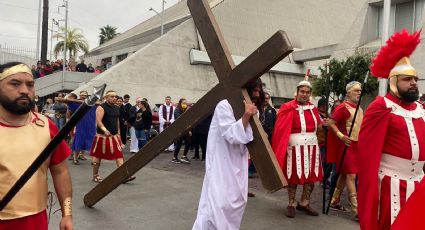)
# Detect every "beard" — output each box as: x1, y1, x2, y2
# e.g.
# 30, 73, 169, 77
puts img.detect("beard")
250, 95, 262, 109
398, 86, 419, 103
0, 94, 34, 115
